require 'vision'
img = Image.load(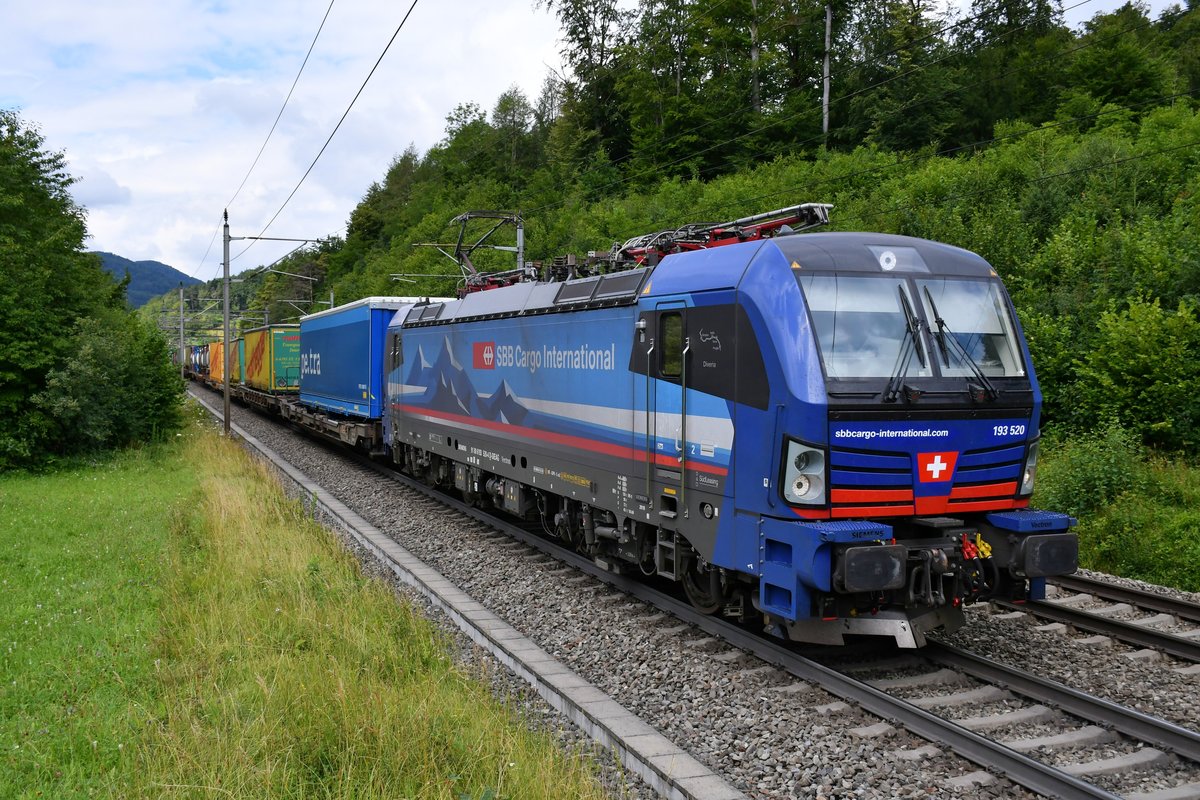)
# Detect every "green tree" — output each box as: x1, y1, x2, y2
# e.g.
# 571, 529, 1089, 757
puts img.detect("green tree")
538, 0, 633, 166
952, 0, 1071, 144
1071, 299, 1200, 450
1066, 3, 1174, 110
839, 0, 965, 151
0, 109, 181, 468
34, 309, 182, 454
